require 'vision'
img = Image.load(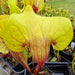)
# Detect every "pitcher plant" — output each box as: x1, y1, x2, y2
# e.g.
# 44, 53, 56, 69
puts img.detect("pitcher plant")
0, 0, 73, 74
